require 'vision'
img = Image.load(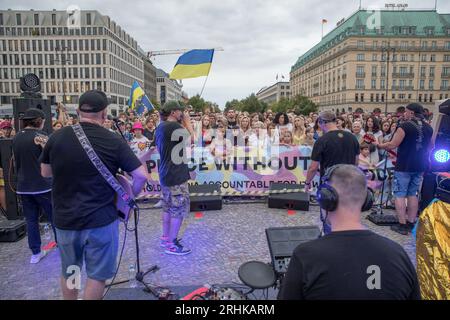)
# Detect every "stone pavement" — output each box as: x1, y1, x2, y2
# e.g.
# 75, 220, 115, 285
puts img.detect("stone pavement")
0, 202, 416, 300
